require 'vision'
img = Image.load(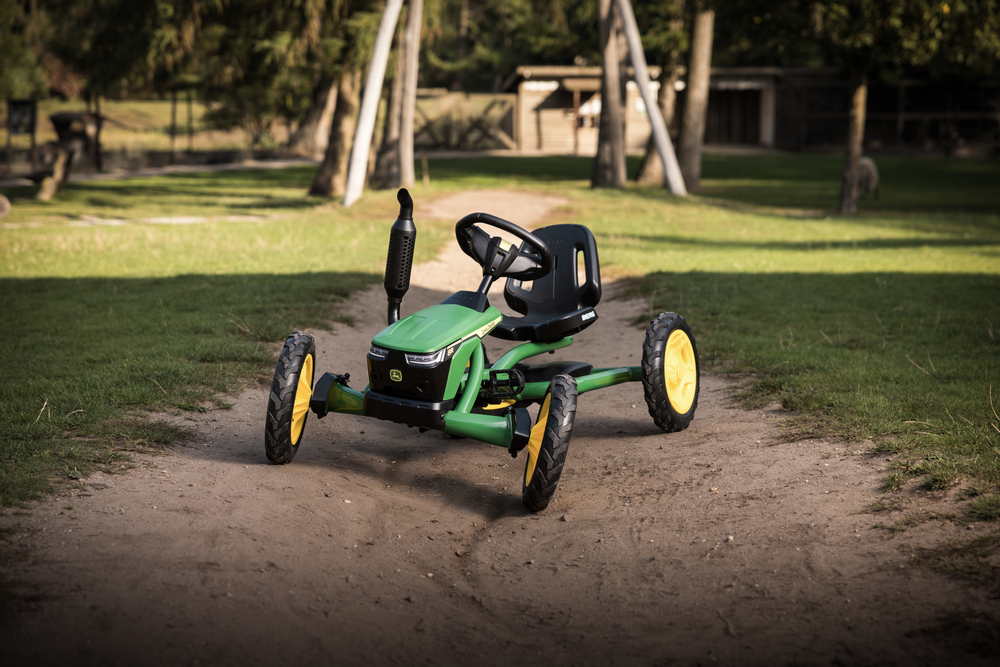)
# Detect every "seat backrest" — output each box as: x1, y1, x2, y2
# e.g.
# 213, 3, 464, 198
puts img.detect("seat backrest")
504, 224, 601, 319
